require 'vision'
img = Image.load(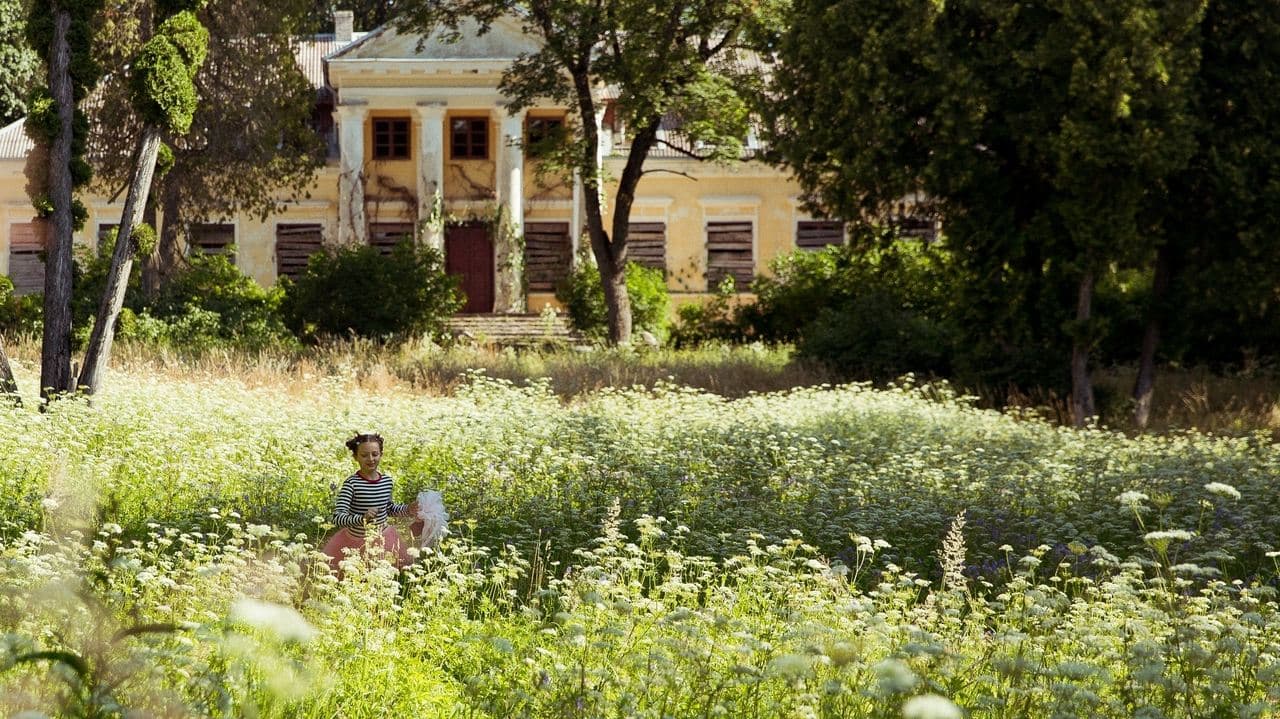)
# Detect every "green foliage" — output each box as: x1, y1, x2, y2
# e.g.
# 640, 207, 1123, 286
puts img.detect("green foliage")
0, 276, 44, 335
70, 229, 143, 329
767, 0, 1208, 397
670, 277, 745, 347
131, 11, 209, 133
0, 6, 39, 128
145, 252, 293, 349
555, 256, 669, 342
281, 239, 463, 342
